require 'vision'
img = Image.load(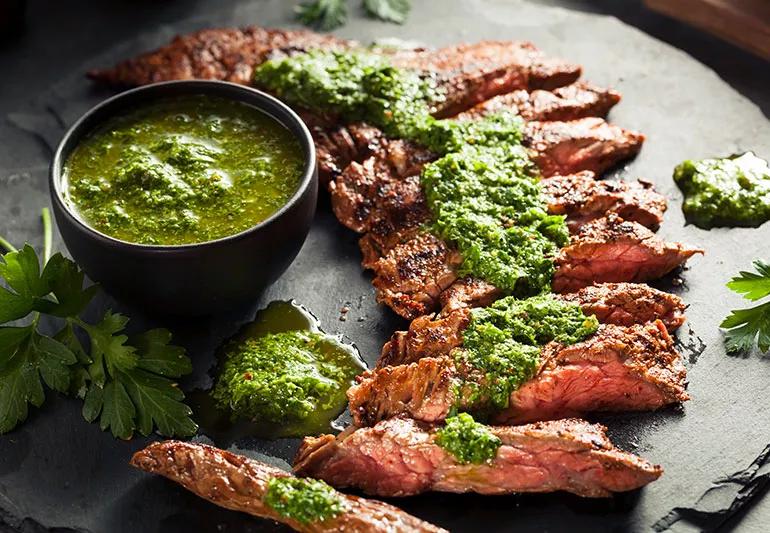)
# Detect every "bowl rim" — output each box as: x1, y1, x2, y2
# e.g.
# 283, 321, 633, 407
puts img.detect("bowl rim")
49, 79, 317, 252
